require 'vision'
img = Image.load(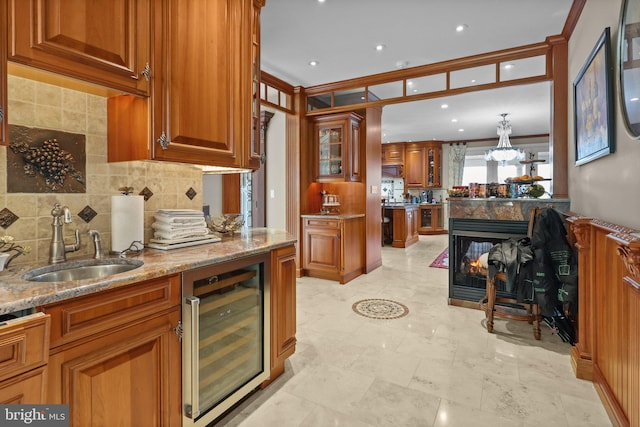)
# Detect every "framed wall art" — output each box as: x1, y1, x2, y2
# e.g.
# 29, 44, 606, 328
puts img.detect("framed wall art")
573, 27, 615, 166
